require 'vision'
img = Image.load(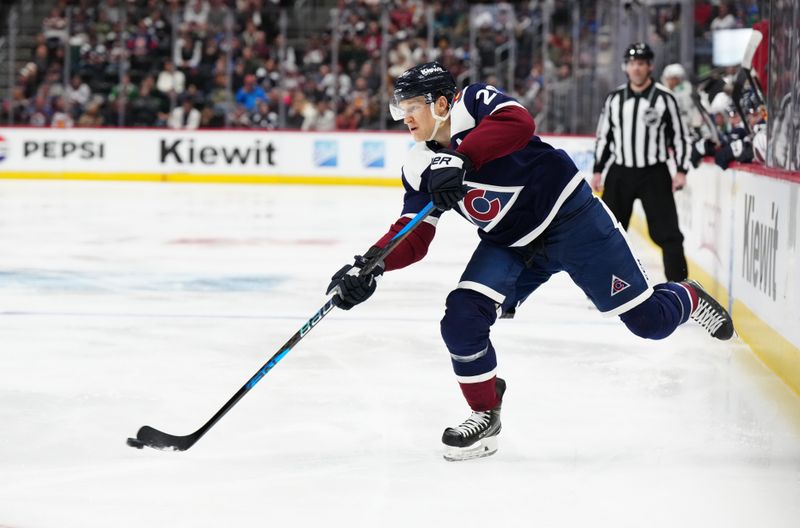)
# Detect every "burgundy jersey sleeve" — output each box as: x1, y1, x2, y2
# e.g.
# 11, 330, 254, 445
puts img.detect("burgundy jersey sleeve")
449, 83, 536, 169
